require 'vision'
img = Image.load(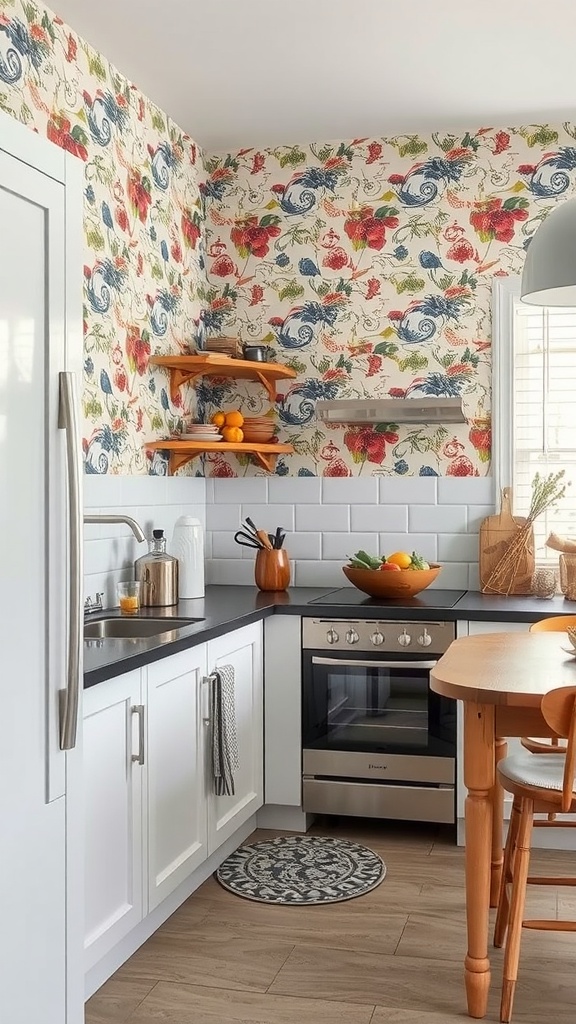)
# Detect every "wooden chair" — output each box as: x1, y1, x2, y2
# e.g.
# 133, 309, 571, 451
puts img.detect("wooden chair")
493, 684, 576, 1023
521, 615, 576, 754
